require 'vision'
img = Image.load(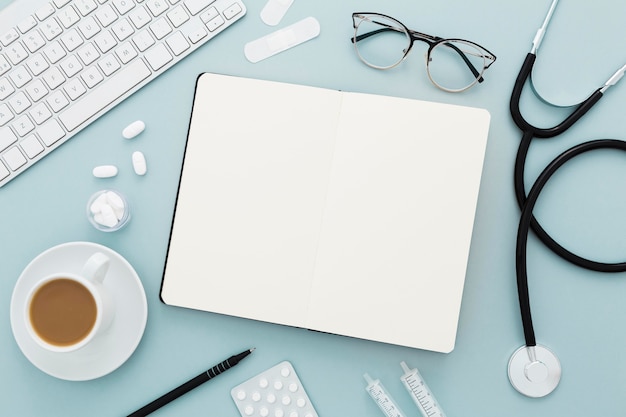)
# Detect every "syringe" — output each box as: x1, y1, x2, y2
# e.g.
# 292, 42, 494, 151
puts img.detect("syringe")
363, 373, 406, 417
399, 361, 446, 417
